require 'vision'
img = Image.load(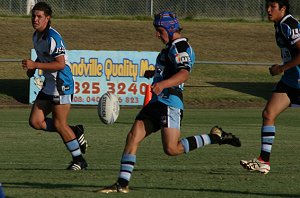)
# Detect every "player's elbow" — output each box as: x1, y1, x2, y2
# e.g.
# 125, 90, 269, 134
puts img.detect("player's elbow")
56, 63, 66, 70
178, 69, 190, 83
